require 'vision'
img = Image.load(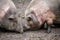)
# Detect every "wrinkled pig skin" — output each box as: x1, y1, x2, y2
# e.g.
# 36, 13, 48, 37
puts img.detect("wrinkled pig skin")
25, 0, 60, 33
0, 0, 22, 33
